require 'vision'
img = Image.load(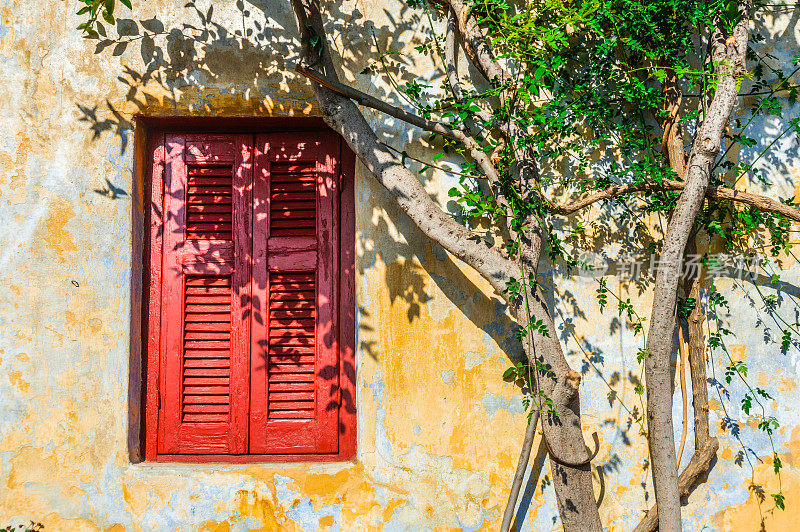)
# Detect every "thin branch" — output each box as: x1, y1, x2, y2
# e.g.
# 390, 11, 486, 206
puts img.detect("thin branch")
500, 412, 540, 532
548, 179, 800, 222
296, 64, 460, 140
444, 8, 462, 99
380, 142, 474, 177
445, 0, 512, 84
